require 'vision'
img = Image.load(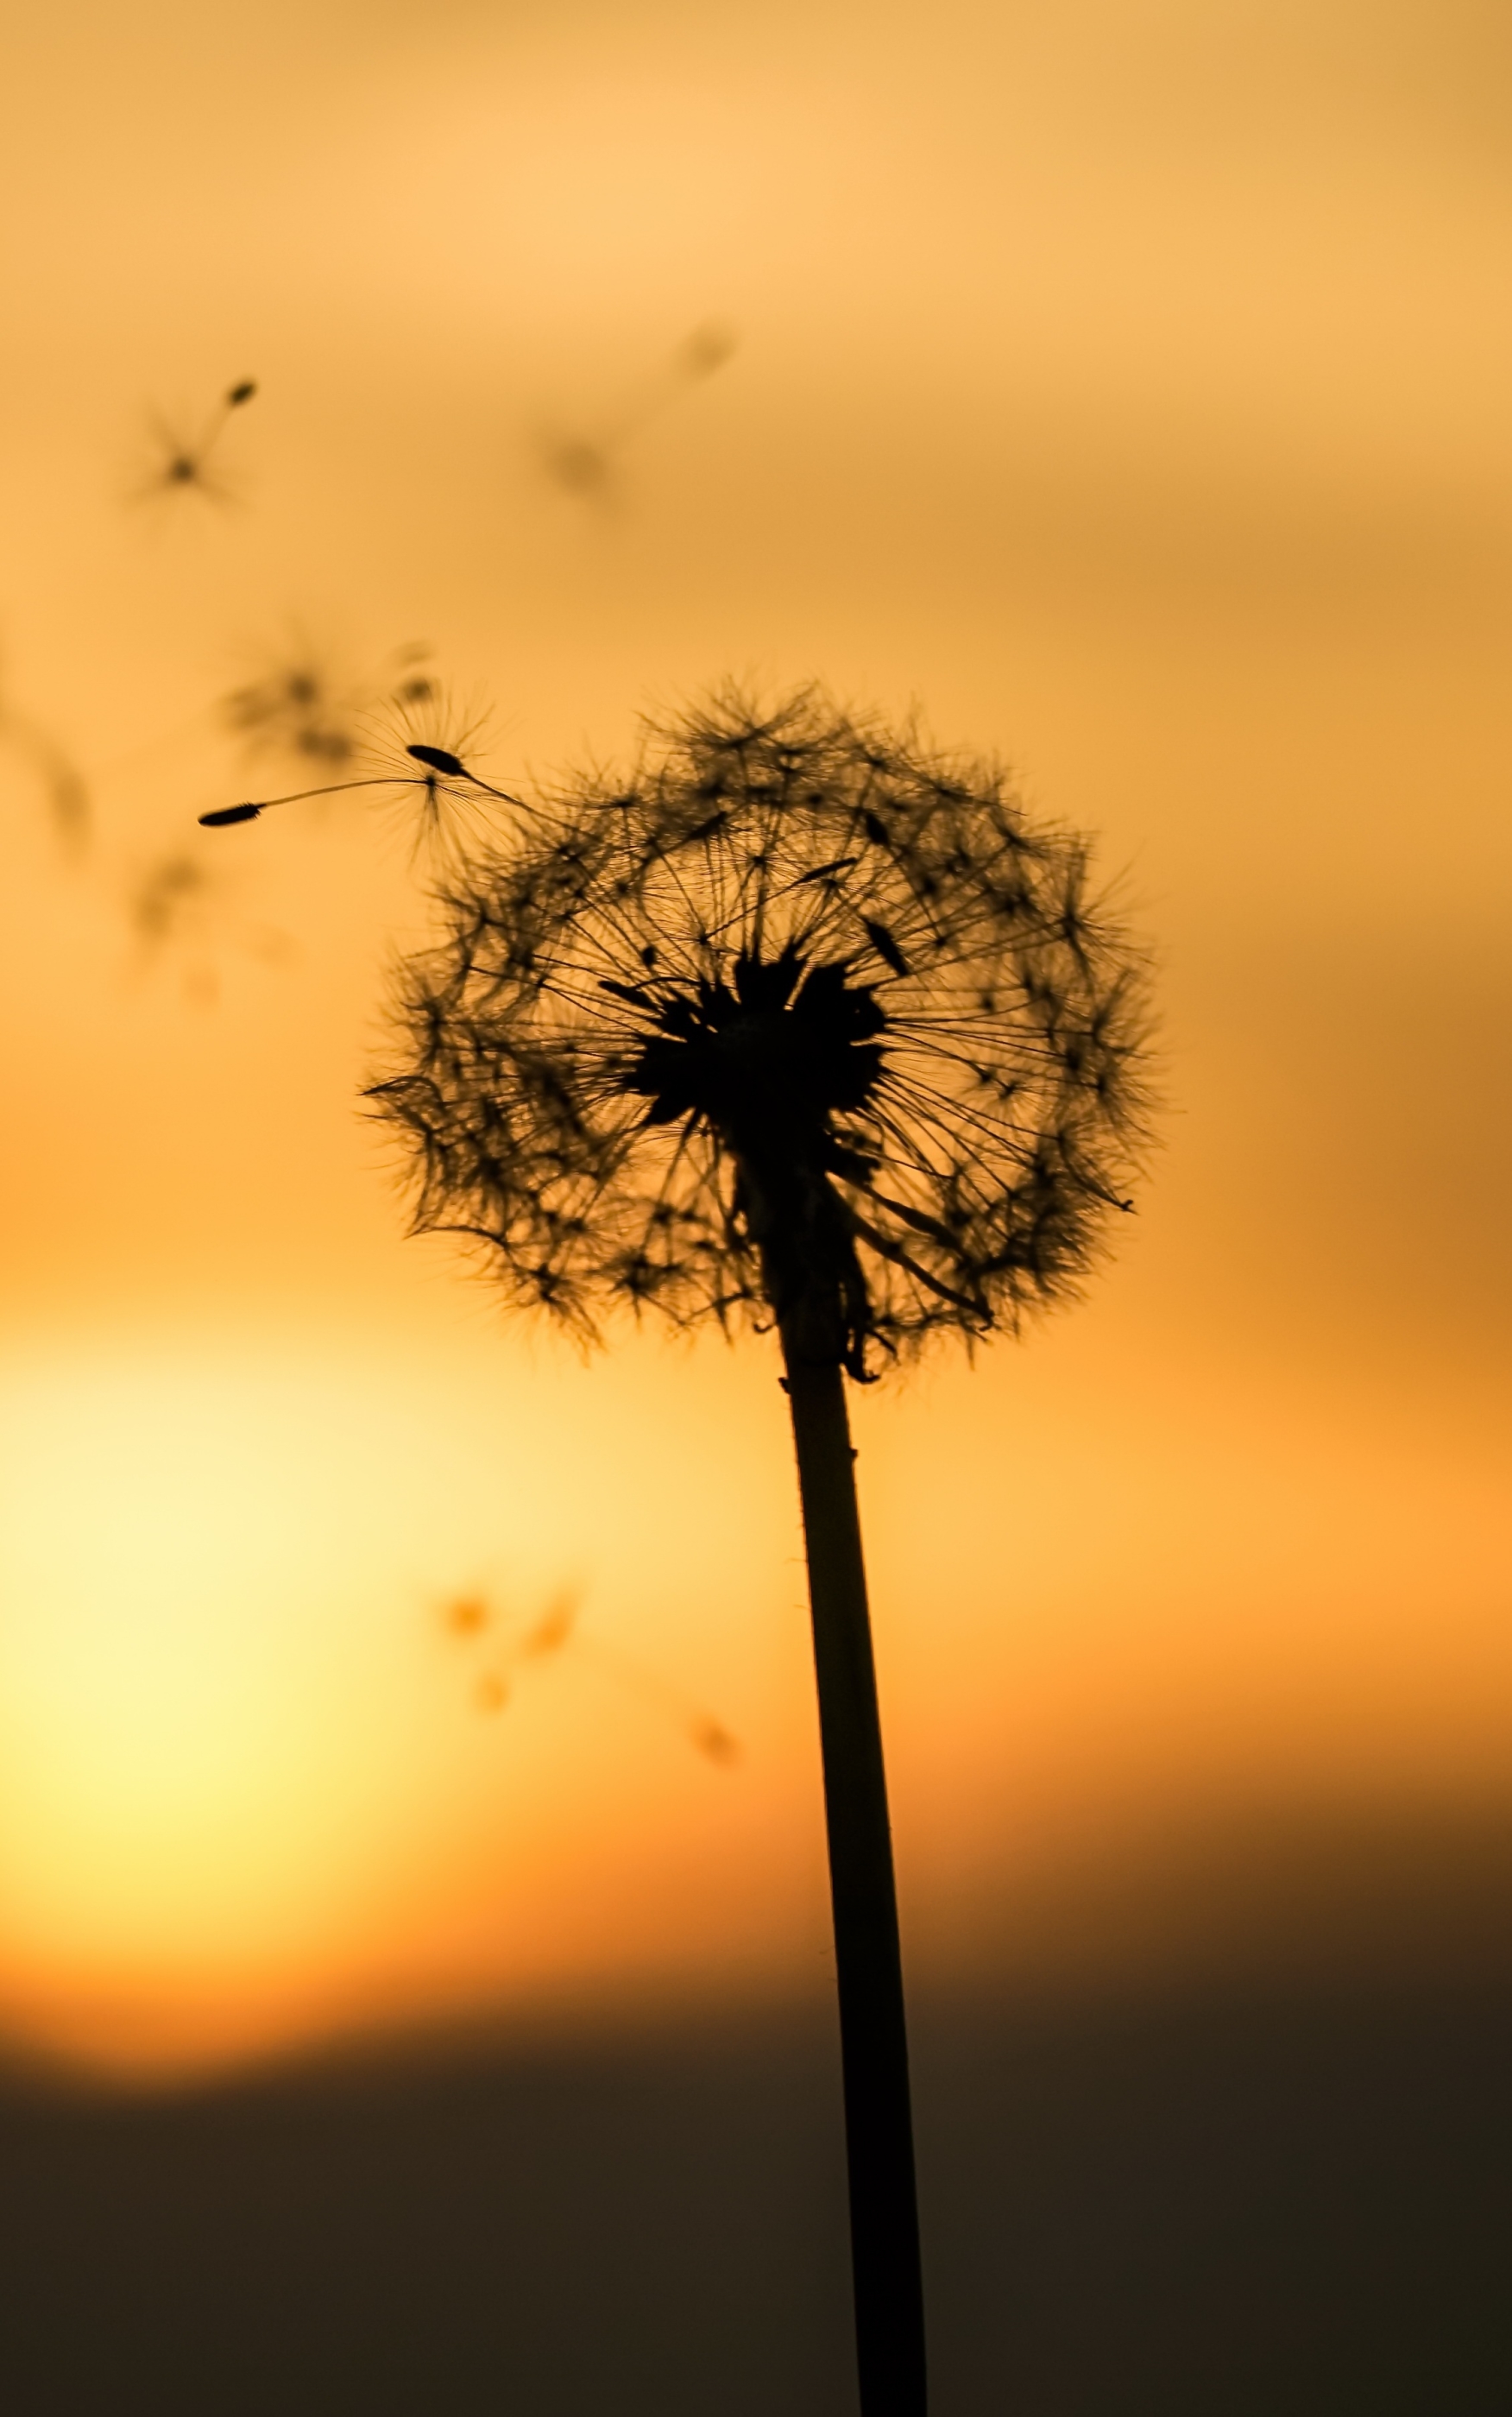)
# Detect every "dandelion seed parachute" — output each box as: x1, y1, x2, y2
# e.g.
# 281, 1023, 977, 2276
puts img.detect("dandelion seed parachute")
134, 376, 259, 508
371, 687, 1153, 1379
